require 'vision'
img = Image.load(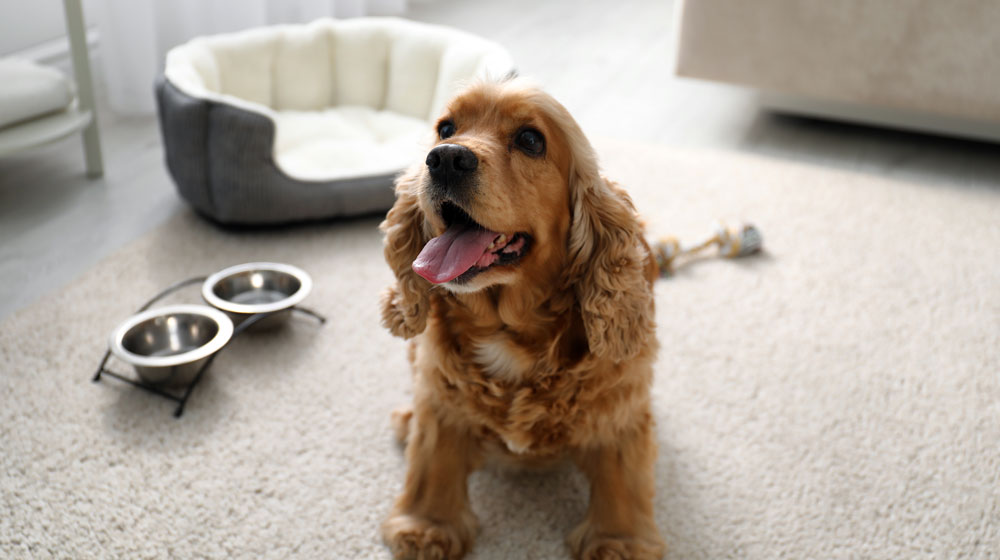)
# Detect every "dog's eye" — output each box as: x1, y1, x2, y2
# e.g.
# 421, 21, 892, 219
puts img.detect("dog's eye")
514, 128, 545, 156
438, 120, 456, 140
